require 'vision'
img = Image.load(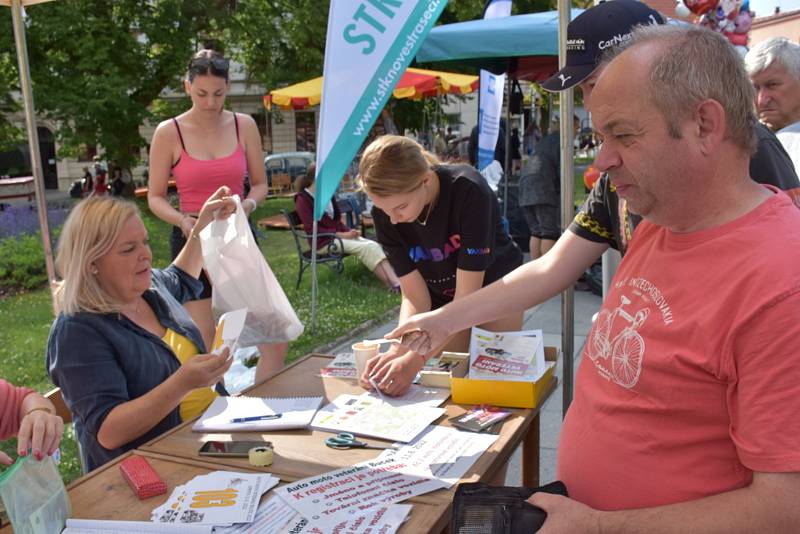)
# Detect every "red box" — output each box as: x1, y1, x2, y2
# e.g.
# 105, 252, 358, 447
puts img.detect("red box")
119, 456, 167, 500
